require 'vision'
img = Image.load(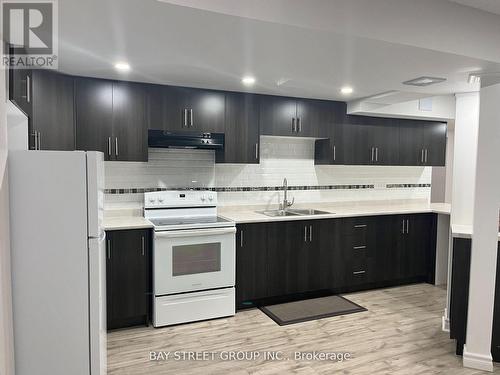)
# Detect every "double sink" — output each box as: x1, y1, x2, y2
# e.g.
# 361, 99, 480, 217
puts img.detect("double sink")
258, 208, 332, 217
